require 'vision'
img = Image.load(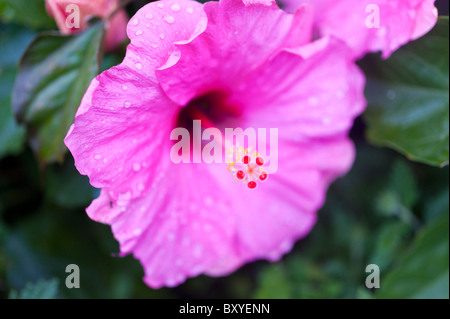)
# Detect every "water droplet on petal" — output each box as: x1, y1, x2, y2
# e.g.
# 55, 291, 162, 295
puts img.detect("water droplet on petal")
186, 7, 193, 14
103, 158, 108, 163
157, 3, 164, 8
159, 33, 165, 39
164, 15, 175, 24
132, 18, 139, 25
308, 97, 318, 106
124, 100, 131, 108
193, 244, 203, 258
170, 3, 181, 11
167, 232, 176, 241
145, 13, 153, 19
122, 84, 128, 90
204, 196, 213, 207
94, 154, 101, 160
136, 29, 143, 36
135, 62, 142, 69
133, 163, 141, 171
